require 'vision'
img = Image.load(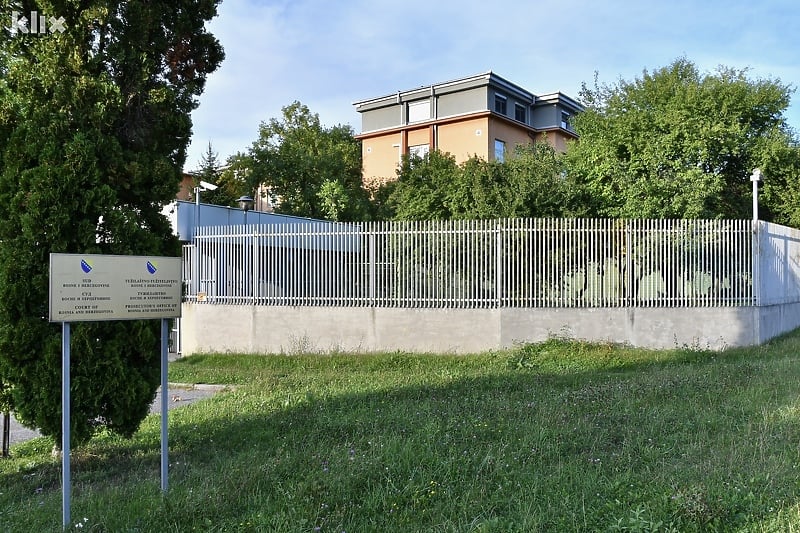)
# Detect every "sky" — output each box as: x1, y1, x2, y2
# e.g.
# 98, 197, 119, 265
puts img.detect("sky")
185, 0, 800, 172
